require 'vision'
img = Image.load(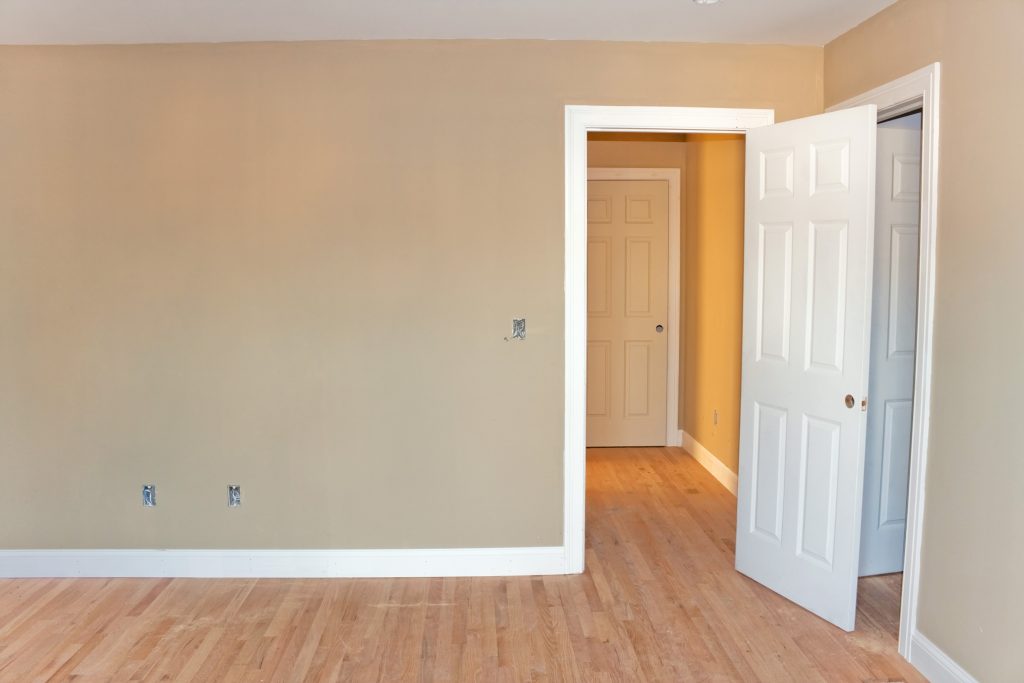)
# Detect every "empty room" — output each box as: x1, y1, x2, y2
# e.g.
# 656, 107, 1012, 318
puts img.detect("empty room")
0, 0, 1020, 681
